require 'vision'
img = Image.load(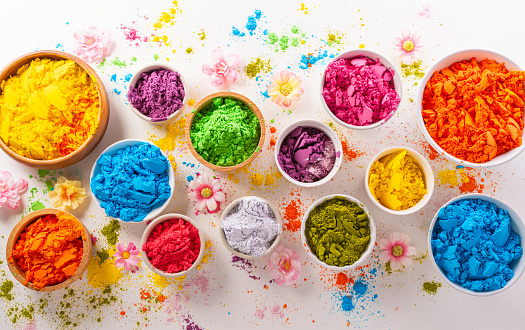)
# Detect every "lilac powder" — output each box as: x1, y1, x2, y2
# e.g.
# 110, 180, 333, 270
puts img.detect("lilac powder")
127, 68, 185, 121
